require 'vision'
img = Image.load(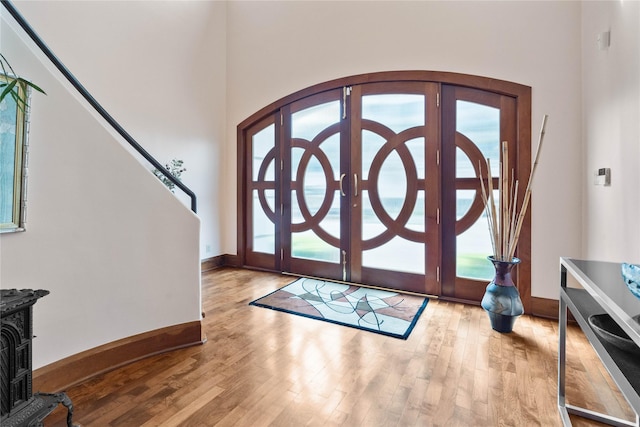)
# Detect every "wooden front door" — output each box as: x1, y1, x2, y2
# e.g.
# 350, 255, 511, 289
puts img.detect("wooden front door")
239, 72, 531, 304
